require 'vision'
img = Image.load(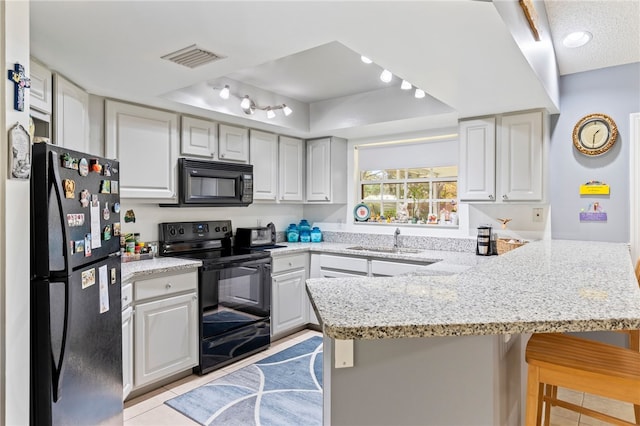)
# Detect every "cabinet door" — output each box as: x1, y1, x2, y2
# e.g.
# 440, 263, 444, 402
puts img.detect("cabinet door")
53, 74, 90, 153
105, 100, 179, 200
219, 124, 249, 163
279, 136, 304, 201
499, 111, 543, 201
133, 292, 198, 388
122, 306, 133, 401
458, 118, 496, 201
272, 270, 308, 336
30, 59, 52, 114
181, 116, 217, 158
306, 138, 332, 202
250, 130, 278, 200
